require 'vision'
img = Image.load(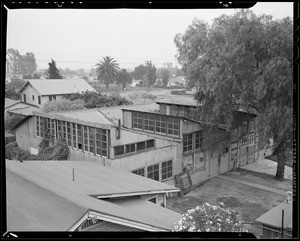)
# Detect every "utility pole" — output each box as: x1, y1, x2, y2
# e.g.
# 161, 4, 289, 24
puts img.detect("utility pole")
146, 61, 149, 93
